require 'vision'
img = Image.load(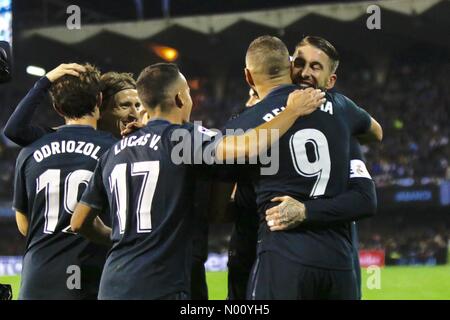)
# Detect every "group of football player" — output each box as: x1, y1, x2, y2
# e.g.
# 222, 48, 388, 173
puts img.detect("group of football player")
5, 34, 382, 300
